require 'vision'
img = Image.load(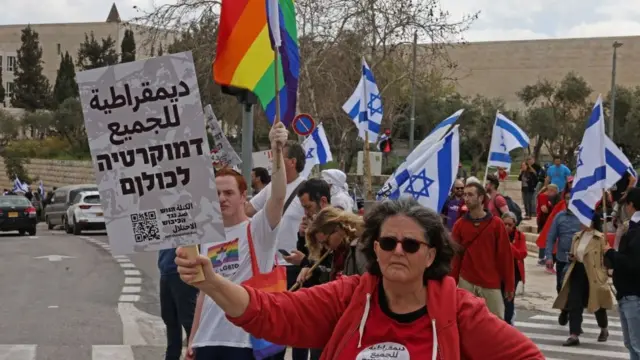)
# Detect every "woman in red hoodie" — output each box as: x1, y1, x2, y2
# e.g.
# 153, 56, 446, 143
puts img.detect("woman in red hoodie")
176, 199, 543, 360
501, 212, 527, 325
